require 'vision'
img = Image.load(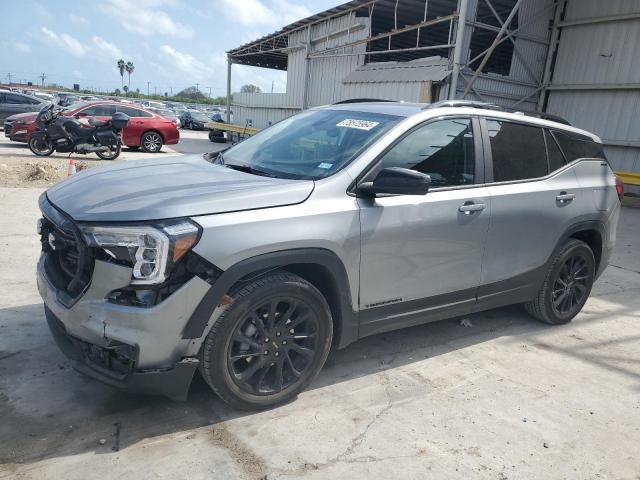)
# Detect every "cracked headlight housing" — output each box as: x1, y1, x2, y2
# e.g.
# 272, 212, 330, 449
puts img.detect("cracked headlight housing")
81, 220, 201, 285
